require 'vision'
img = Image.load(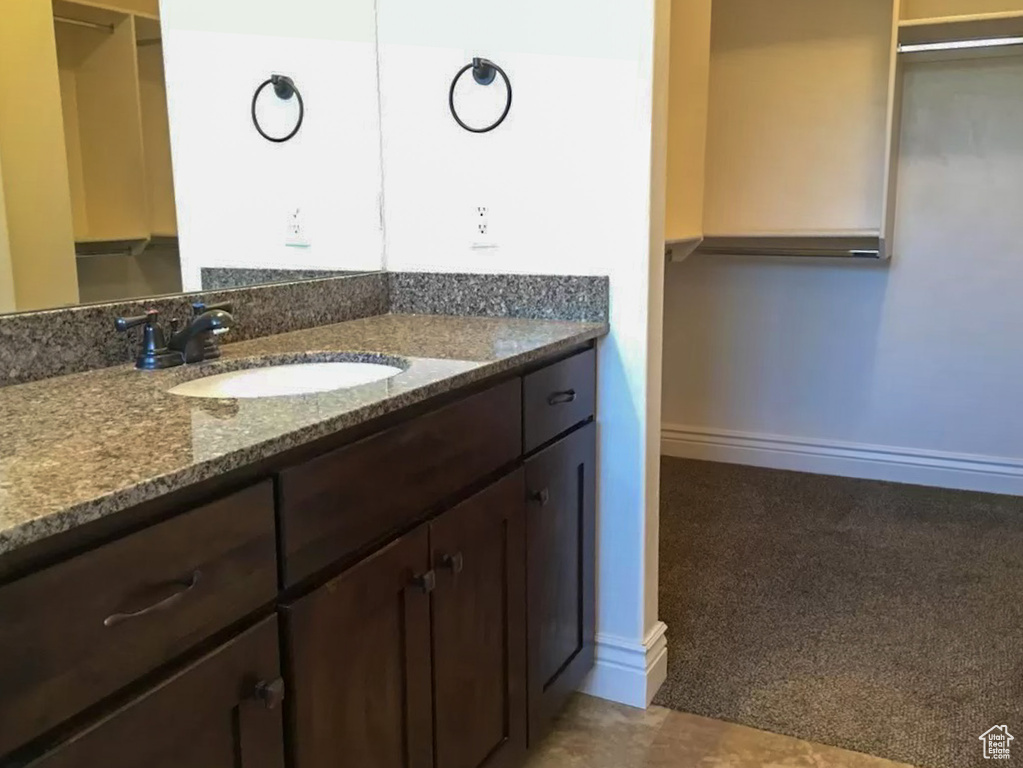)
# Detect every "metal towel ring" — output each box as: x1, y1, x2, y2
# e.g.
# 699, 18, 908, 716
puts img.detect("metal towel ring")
251, 74, 304, 143
448, 58, 512, 134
